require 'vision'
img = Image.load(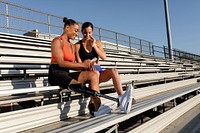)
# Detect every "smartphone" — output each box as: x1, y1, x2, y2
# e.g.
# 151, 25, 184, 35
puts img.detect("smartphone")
92, 65, 103, 72
90, 57, 97, 63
